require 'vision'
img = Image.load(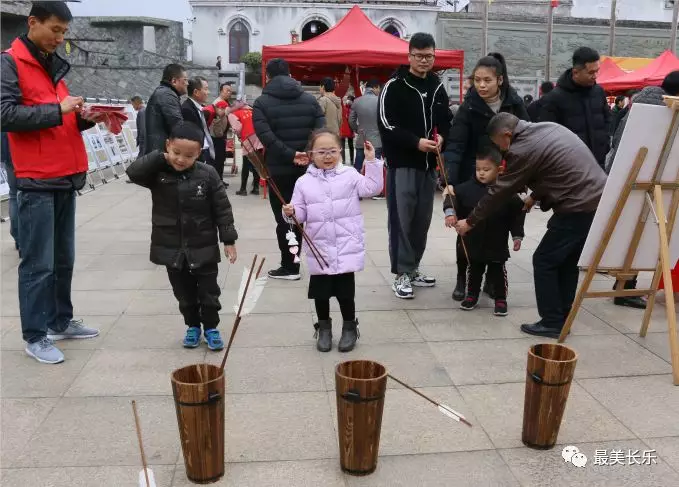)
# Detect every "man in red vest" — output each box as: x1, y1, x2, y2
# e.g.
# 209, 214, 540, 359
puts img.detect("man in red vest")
228, 103, 263, 196
1, 1, 100, 364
